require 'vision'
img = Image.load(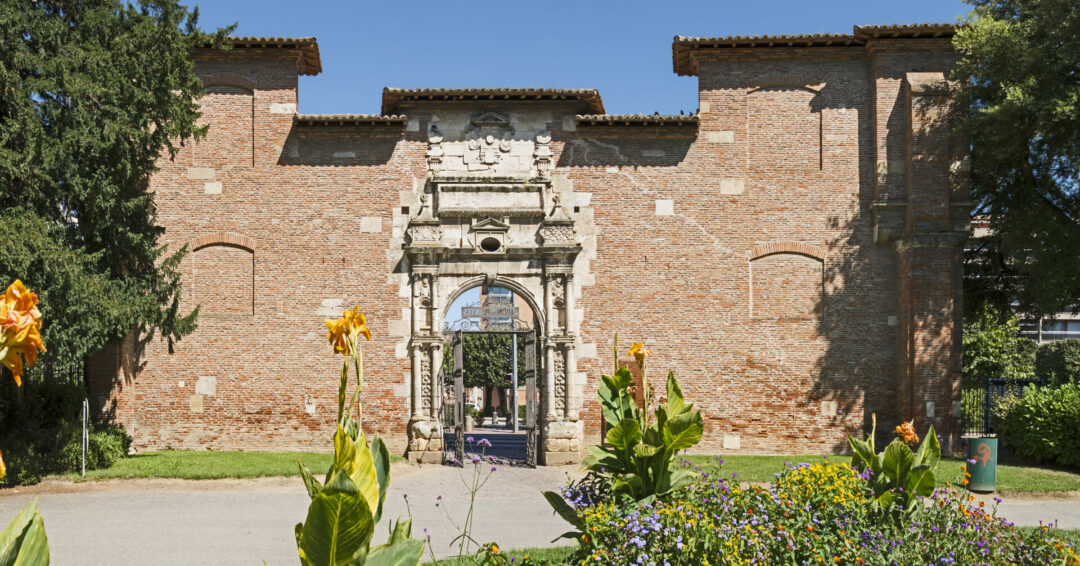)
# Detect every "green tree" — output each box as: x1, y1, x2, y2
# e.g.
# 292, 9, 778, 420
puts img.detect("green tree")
0, 1, 231, 366
953, 0, 1080, 317
962, 305, 1036, 385
443, 333, 527, 390
0, 0, 230, 484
